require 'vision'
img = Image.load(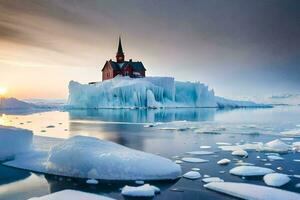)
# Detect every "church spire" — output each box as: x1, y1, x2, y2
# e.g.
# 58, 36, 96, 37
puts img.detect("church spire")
116, 36, 125, 63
